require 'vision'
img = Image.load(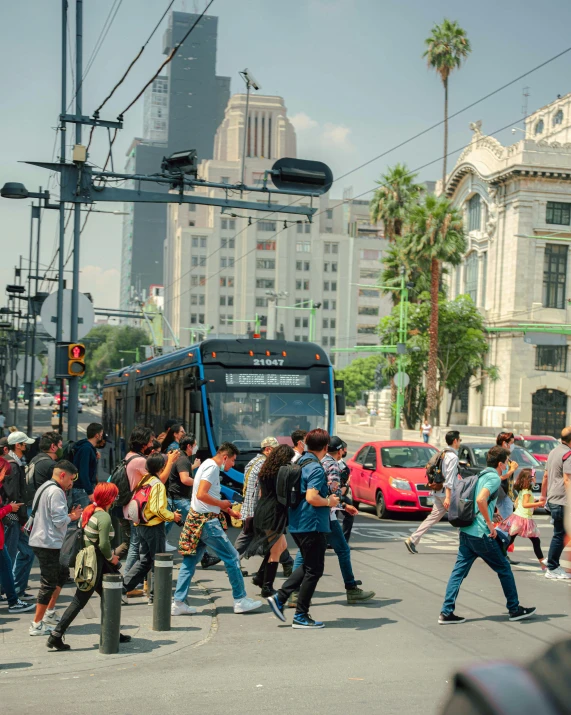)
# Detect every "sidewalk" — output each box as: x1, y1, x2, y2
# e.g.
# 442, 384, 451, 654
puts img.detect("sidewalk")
337, 421, 495, 448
